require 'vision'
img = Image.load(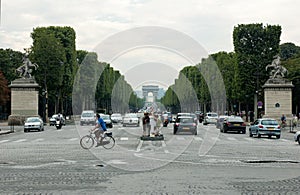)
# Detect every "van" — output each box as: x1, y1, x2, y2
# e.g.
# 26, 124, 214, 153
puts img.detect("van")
80, 110, 95, 126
